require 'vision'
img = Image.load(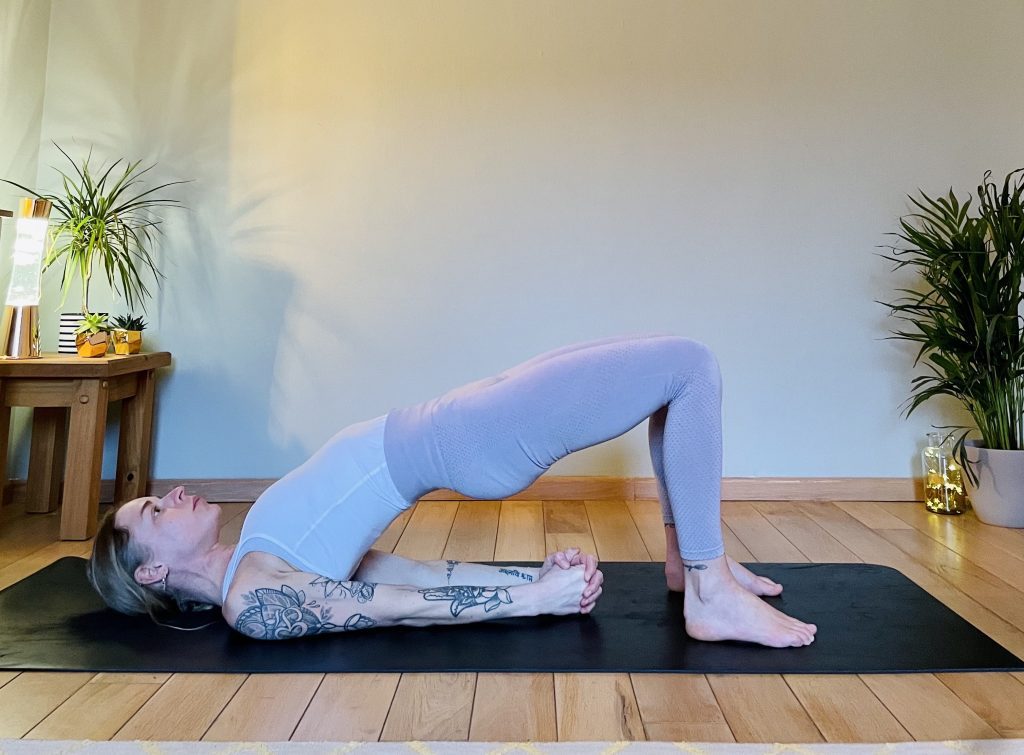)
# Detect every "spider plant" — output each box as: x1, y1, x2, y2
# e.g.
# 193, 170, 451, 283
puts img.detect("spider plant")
875, 168, 1024, 488
1, 142, 189, 315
